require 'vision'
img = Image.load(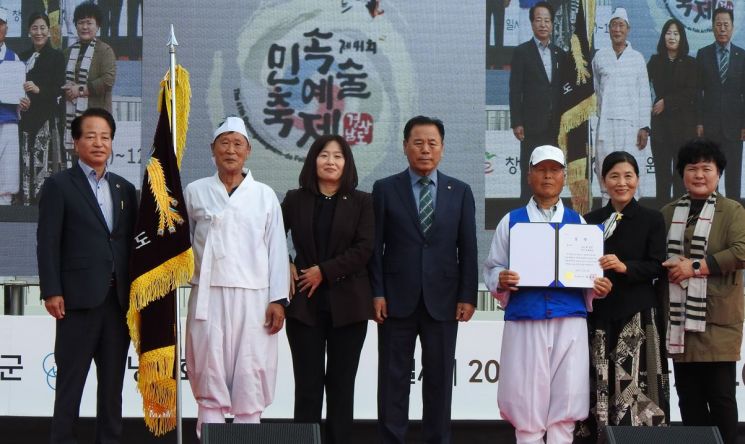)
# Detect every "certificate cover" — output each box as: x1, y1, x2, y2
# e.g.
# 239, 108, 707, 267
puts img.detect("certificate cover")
508, 222, 603, 288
